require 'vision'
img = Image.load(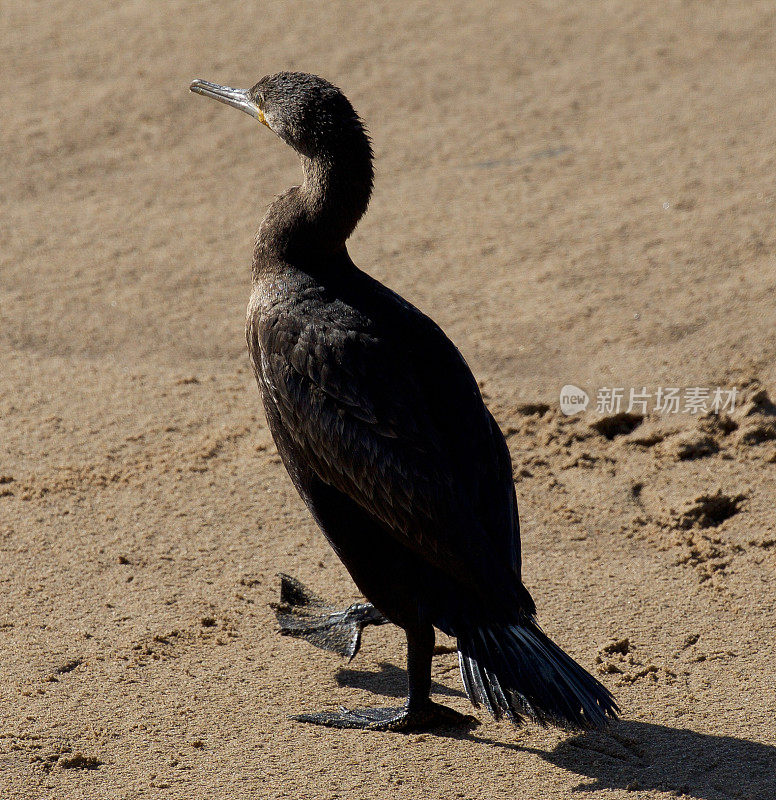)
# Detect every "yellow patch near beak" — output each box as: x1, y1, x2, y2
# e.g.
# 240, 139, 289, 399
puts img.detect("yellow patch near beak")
258, 107, 269, 128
